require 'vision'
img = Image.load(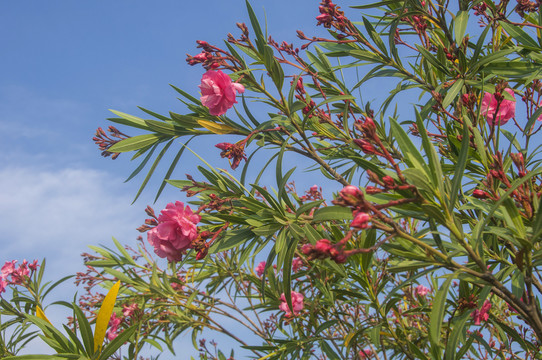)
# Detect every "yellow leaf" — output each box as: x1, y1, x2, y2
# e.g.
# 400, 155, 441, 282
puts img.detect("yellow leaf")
93, 280, 121, 353
36, 306, 52, 325
197, 120, 236, 134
